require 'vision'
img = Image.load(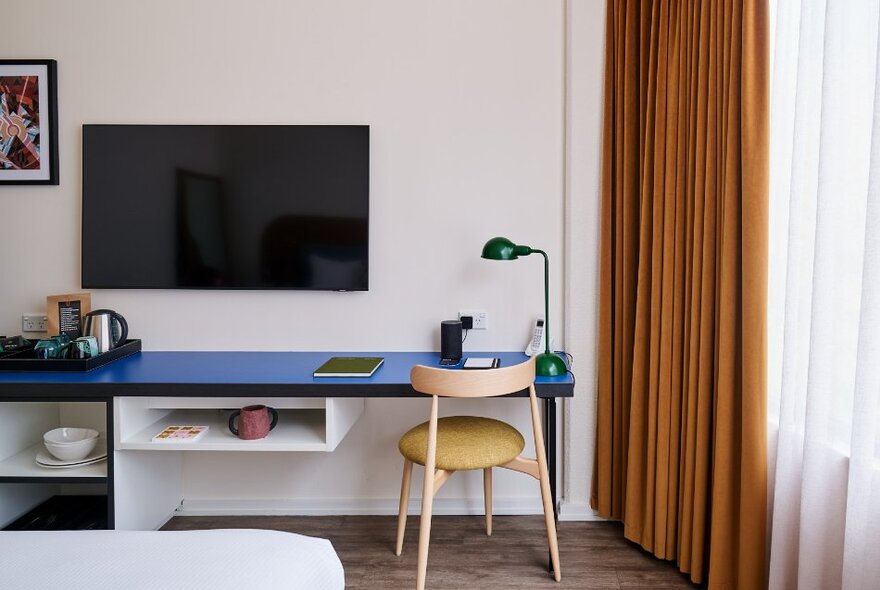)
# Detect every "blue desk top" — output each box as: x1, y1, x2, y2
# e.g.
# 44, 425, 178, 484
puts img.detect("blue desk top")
0, 351, 574, 399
